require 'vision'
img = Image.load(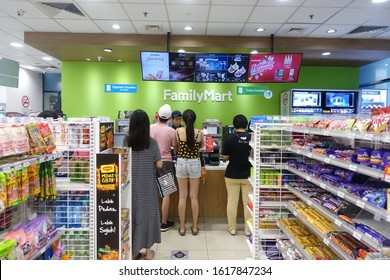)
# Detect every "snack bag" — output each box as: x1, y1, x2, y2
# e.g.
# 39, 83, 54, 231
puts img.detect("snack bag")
38, 123, 56, 153
0, 172, 6, 211
28, 163, 40, 196
9, 124, 29, 155
0, 239, 17, 260
19, 166, 30, 202
0, 125, 14, 157
5, 170, 19, 207
26, 124, 46, 155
